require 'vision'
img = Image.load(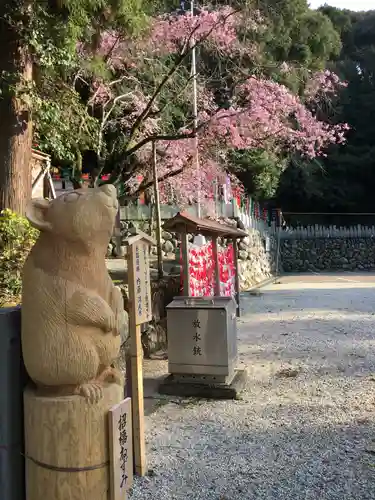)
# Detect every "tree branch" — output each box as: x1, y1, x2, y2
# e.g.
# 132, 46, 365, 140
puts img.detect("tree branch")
125, 130, 198, 157
126, 7, 241, 147
101, 8, 242, 187
135, 166, 185, 196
